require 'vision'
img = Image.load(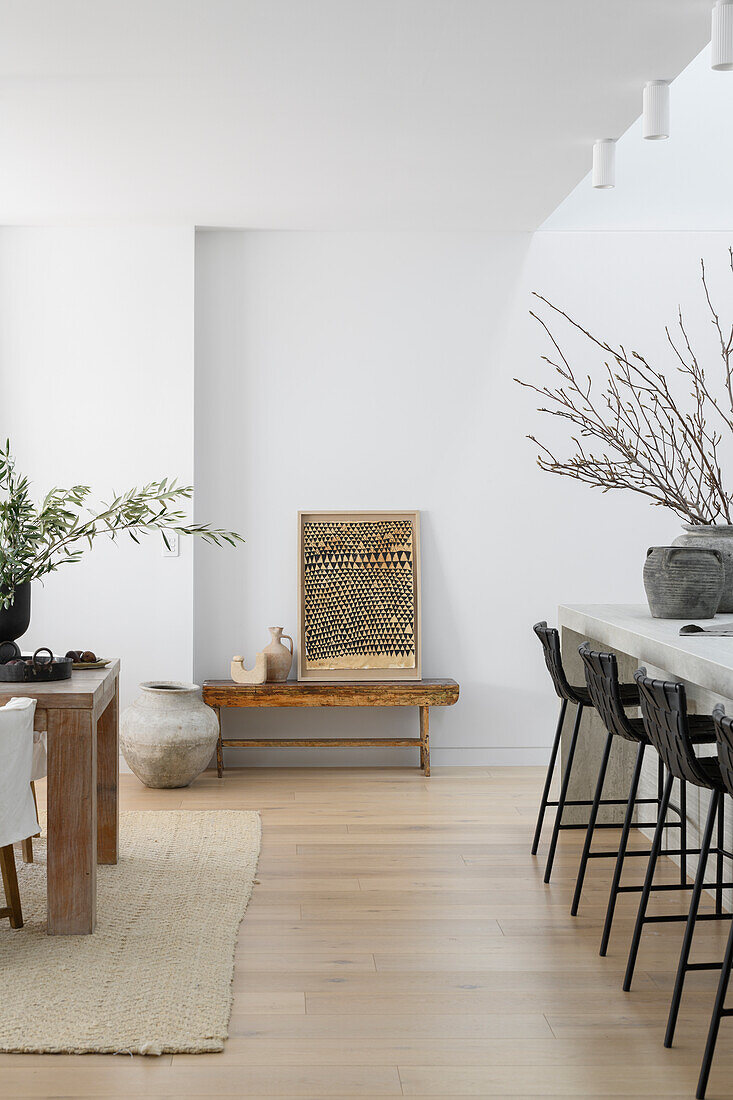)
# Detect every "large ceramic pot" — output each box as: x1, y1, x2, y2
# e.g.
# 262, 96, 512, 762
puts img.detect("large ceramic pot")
673, 525, 733, 612
120, 681, 219, 789
643, 546, 724, 619
0, 582, 31, 642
